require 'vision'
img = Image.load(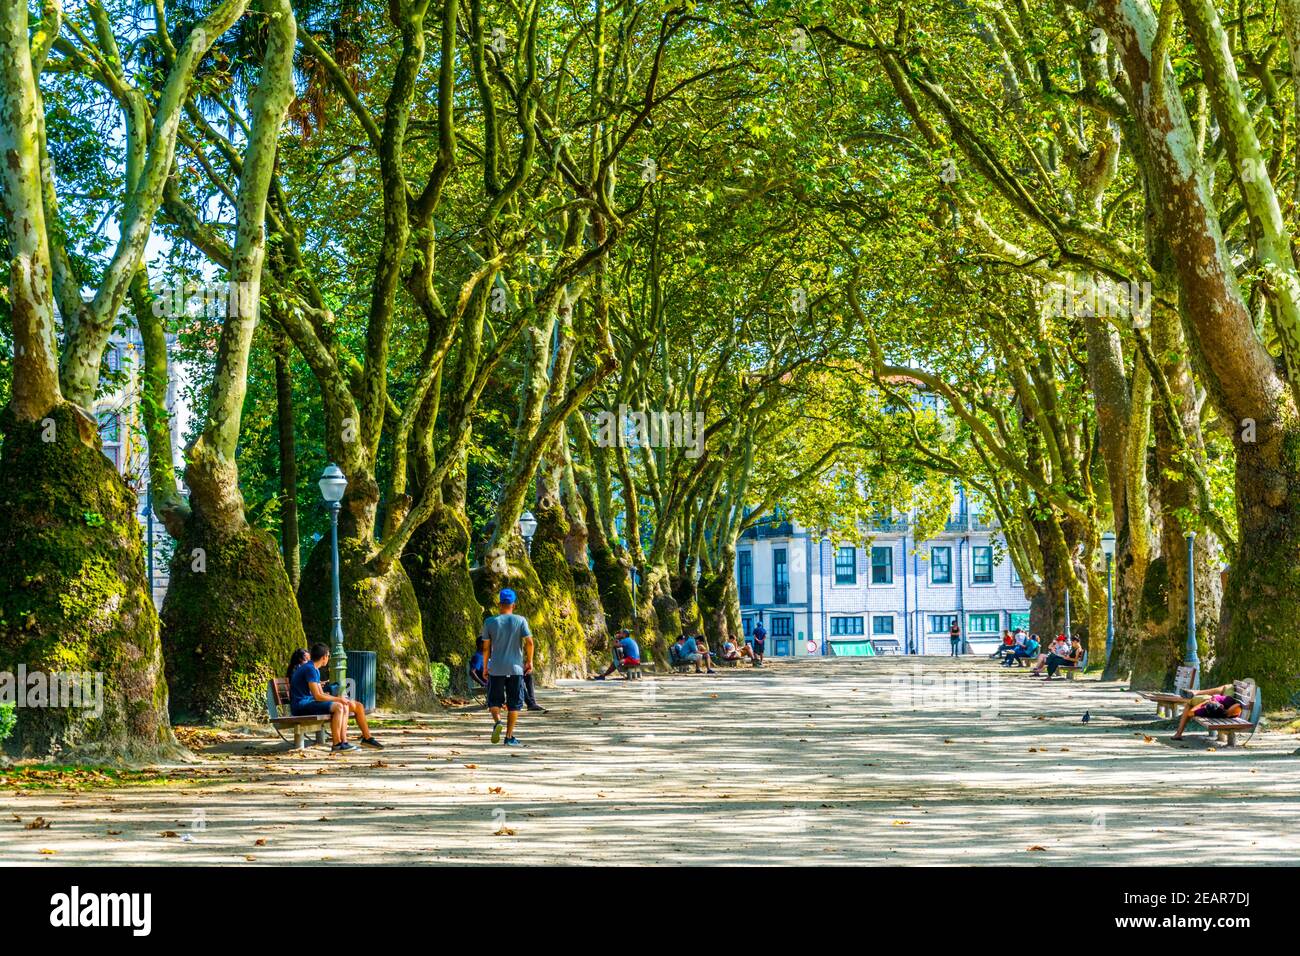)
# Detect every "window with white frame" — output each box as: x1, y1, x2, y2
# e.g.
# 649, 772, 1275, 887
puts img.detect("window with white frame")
967, 612, 1000, 635
872, 615, 894, 635
929, 614, 957, 633
972, 545, 993, 584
